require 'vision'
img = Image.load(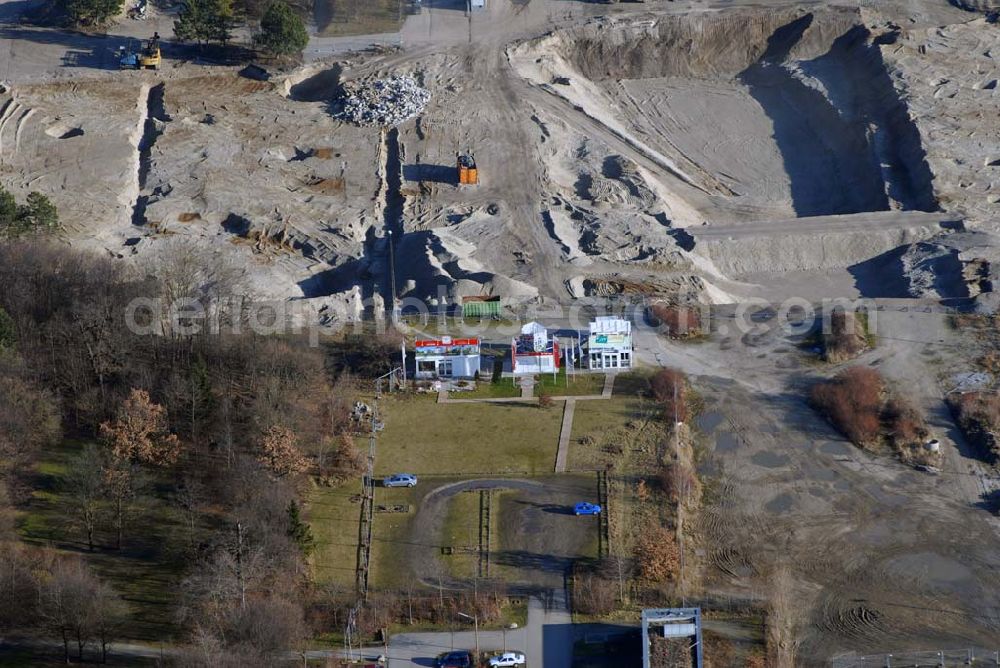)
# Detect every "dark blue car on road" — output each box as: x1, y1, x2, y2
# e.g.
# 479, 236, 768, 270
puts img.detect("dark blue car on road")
573, 502, 602, 516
